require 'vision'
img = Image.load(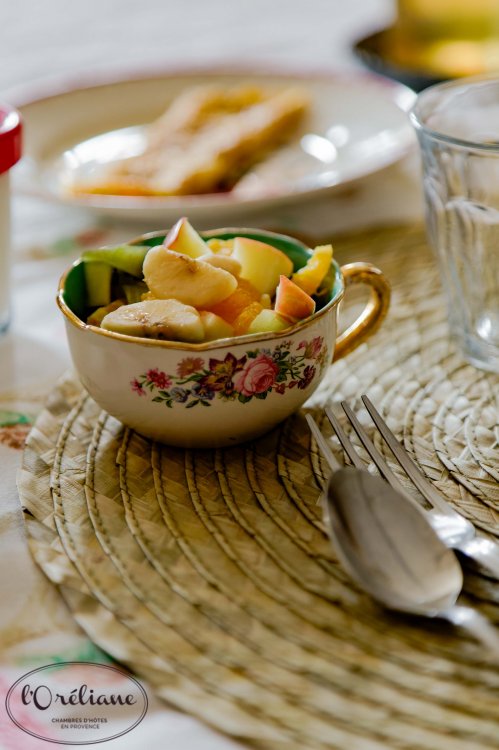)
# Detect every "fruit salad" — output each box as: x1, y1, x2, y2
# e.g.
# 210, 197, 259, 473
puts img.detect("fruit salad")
80, 218, 333, 343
